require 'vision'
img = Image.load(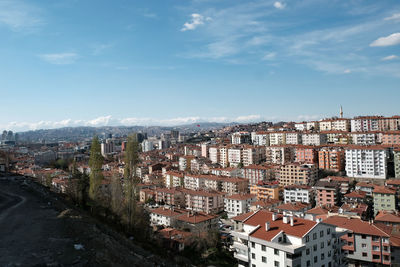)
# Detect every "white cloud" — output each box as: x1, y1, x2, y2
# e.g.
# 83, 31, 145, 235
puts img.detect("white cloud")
91, 43, 113, 55
384, 13, 400, 21
381, 55, 398, 61
273, 2, 286, 10
39, 53, 78, 65
0, 0, 42, 31
370, 33, 400, 47
262, 52, 276, 60
2, 115, 268, 131
181, 13, 211, 31
344, 69, 351, 74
